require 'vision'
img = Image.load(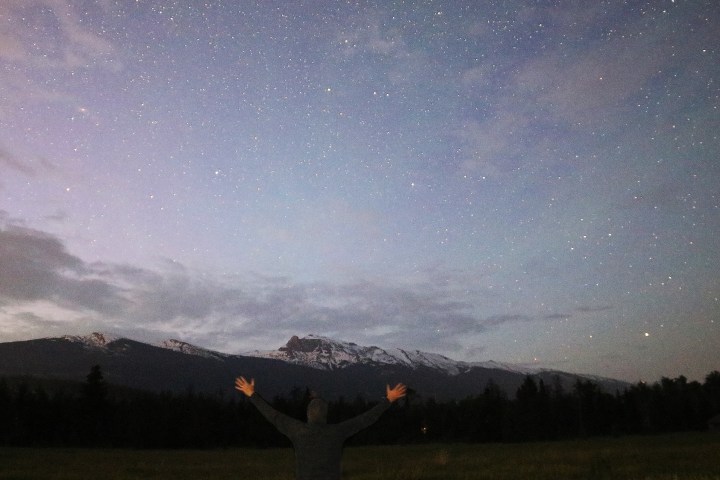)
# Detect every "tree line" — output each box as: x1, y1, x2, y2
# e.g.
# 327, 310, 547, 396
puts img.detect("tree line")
1, 366, 718, 448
